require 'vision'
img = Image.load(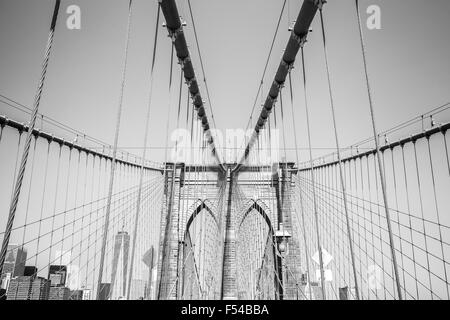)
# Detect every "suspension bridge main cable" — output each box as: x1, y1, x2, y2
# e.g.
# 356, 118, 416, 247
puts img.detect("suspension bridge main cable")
0, 94, 108, 148
236, 0, 320, 170
159, 0, 223, 168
